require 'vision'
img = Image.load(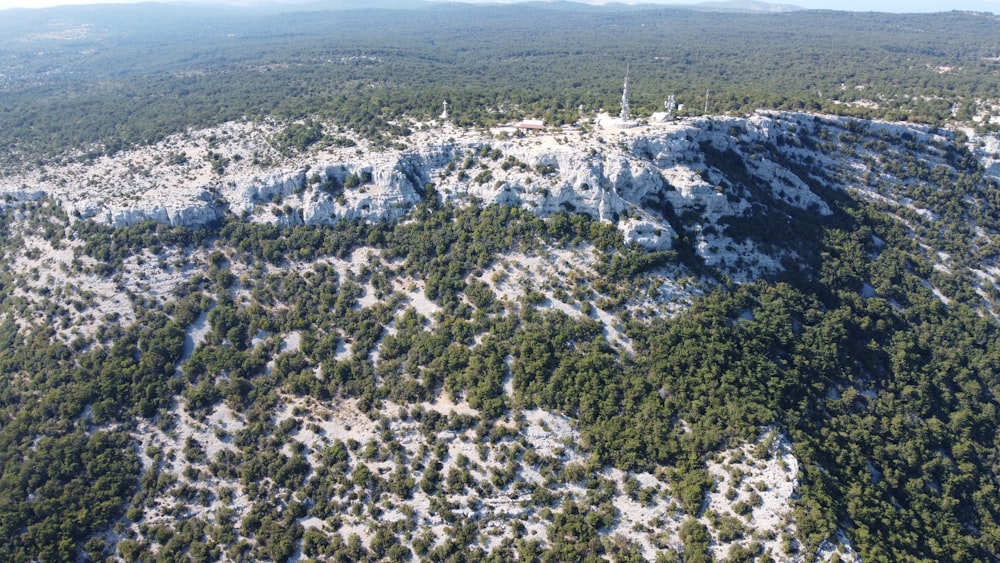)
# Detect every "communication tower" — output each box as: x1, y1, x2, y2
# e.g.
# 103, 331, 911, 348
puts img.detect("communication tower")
619, 66, 631, 123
